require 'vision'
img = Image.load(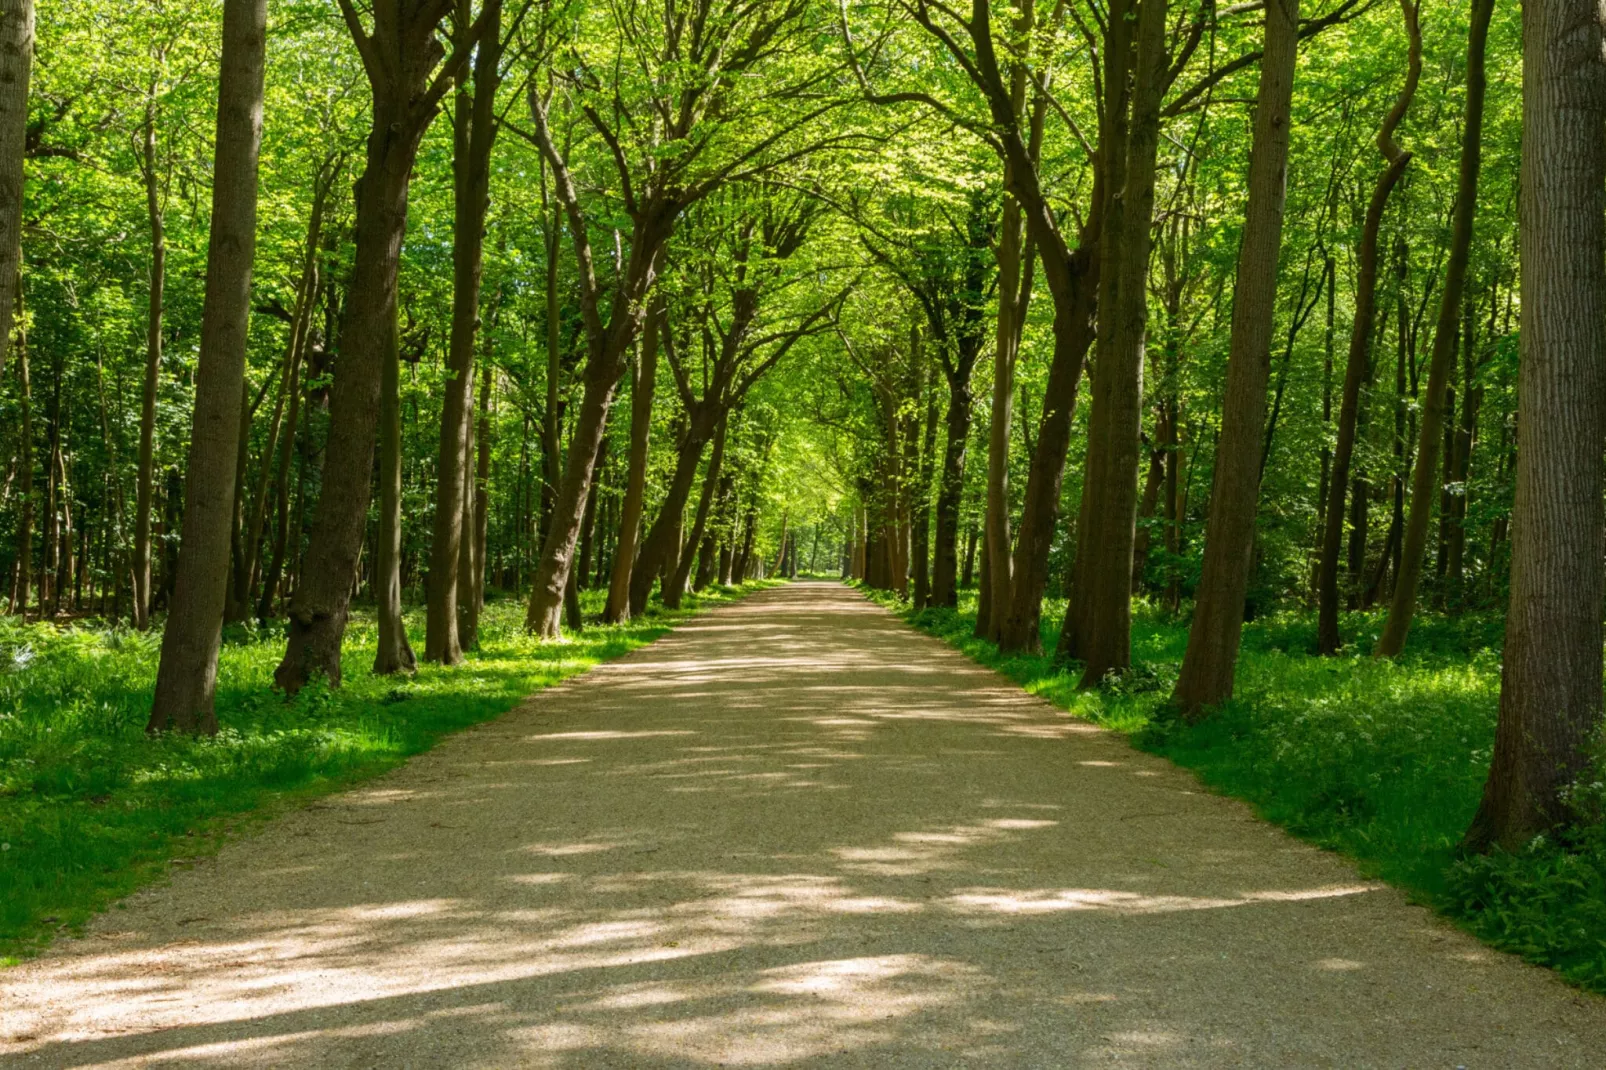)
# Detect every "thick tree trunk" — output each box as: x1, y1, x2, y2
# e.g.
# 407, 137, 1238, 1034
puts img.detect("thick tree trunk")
133, 97, 166, 632
1171, 0, 1300, 716
276, 98, 433, 691
148, 0, 266, 732
372, 308, 416, 677
425, 0, 500, 664
1067, 0, 1167, 686
1464, 0, 1606, 851
0, 0, 30, 381
1376, 0, 1492, 656
604, 302, 659, 622
1317, 0, 1420, 654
